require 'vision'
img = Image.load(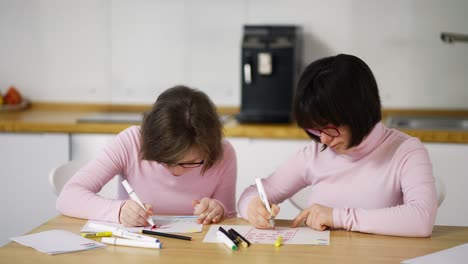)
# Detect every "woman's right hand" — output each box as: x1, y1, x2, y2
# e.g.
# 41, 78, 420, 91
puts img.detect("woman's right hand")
119, 200, 153, 227
247, 196, 280, 229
